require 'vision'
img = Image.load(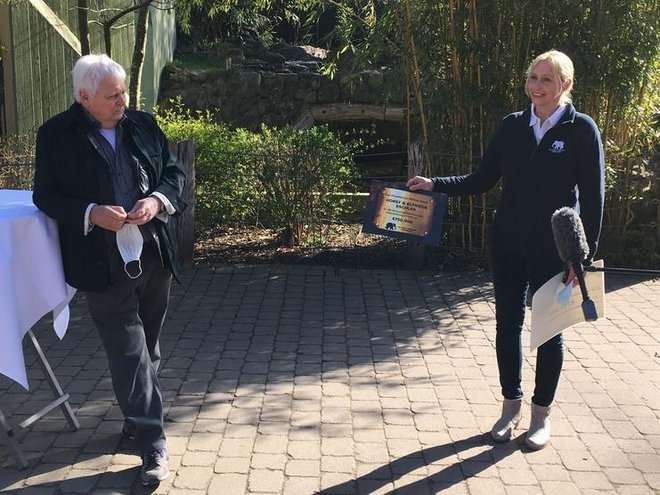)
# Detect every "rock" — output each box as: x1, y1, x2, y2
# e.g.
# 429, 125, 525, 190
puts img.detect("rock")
241, 38, 267, 57
158, 40, 401, 131
269, 43, 327, 61
259, 52, 286, 65
299, 45, 328, 60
